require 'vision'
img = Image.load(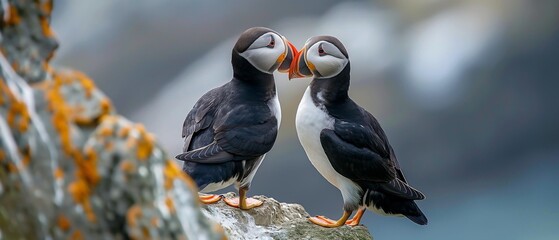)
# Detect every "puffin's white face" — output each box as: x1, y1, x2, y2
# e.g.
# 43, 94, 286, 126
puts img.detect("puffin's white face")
239, 32, 287, 73
304, 40, 349, 78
